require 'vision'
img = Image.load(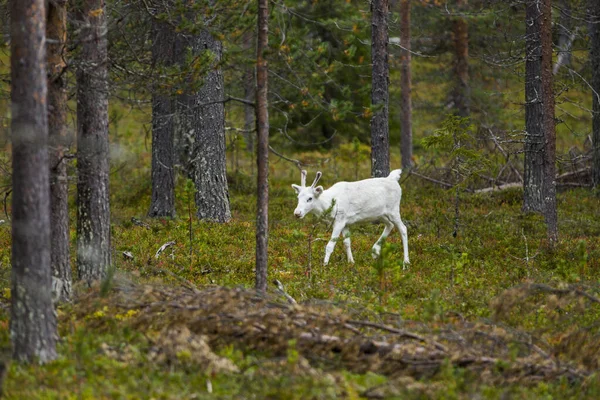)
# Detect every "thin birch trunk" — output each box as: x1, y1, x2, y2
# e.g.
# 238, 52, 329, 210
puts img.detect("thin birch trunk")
255, 0, 270, 293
